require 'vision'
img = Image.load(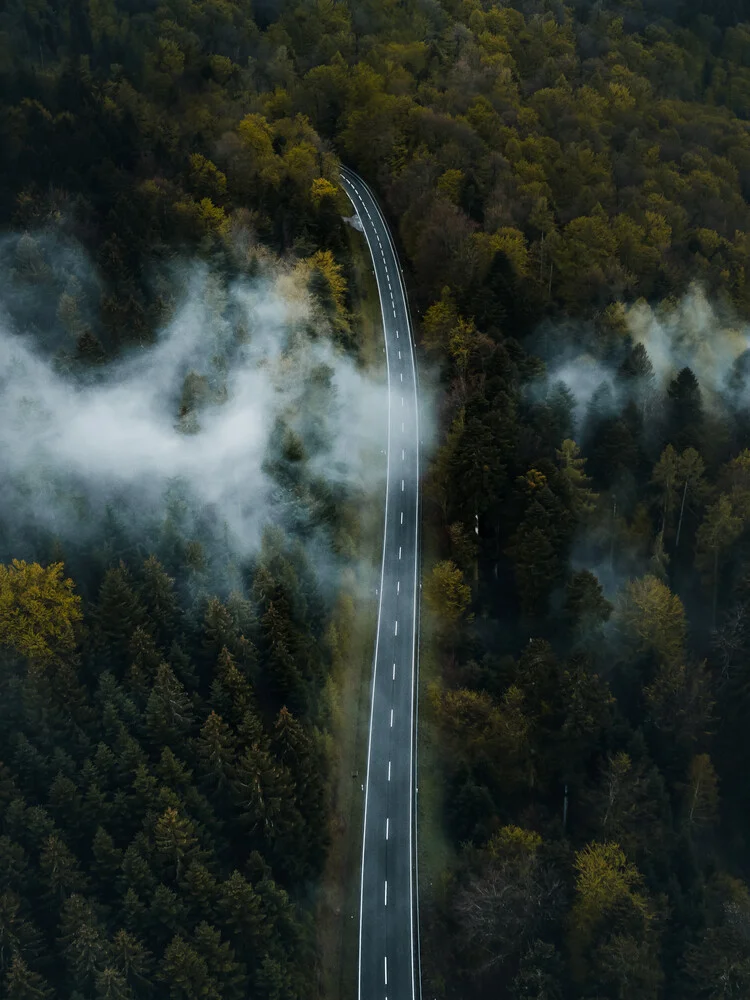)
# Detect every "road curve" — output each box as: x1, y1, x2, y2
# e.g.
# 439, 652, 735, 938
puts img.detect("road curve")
340, 166, 421, 1000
